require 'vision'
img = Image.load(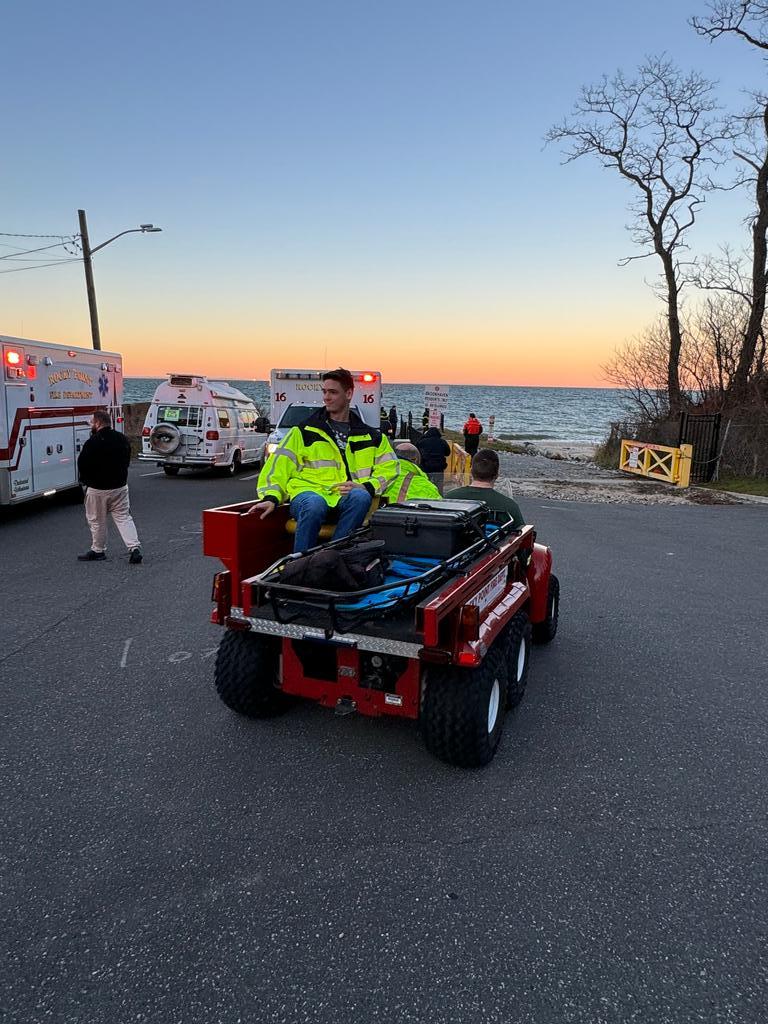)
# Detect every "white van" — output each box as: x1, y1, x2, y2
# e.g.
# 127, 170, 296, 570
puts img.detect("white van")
266, 368, 382, 457
139, 374, 269, 476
